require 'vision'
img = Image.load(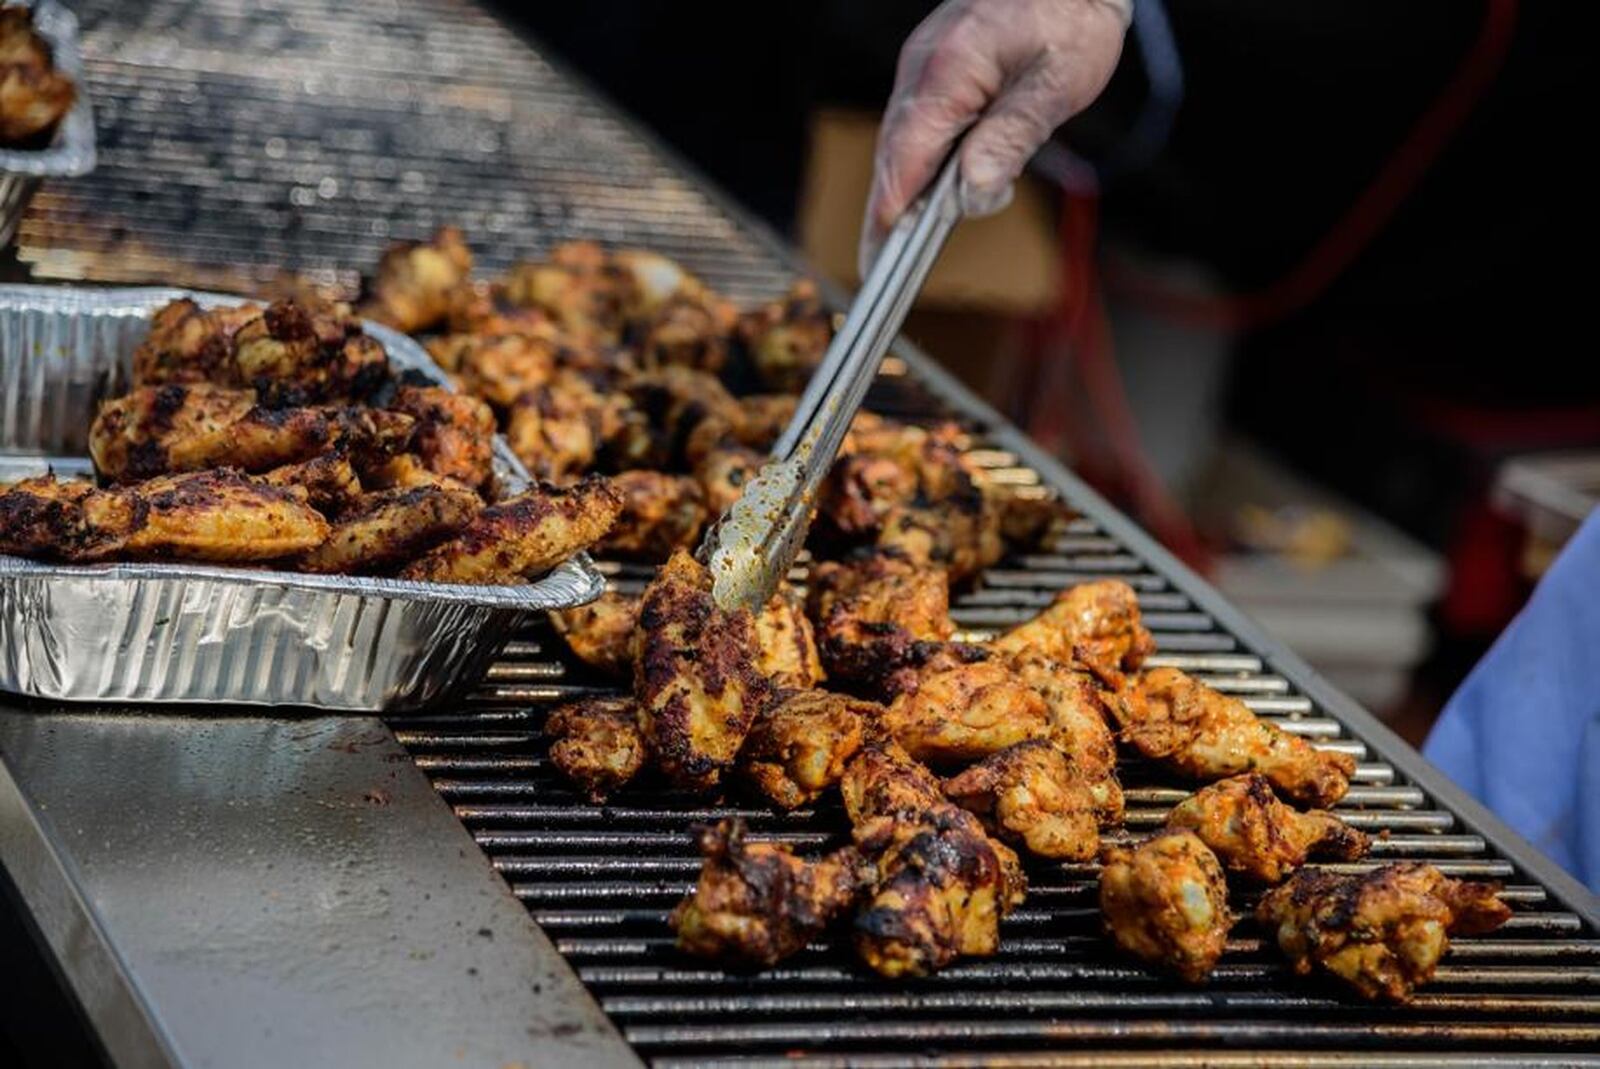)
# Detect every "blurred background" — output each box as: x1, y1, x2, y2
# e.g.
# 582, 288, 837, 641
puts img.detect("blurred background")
512, 0, 1596, 742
